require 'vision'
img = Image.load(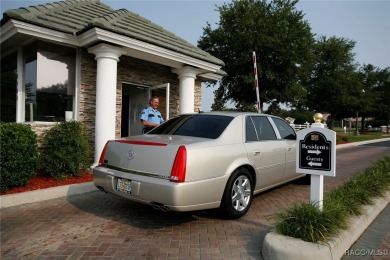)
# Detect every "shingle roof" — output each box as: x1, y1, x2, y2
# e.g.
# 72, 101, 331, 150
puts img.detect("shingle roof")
1, 0, 224, 66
